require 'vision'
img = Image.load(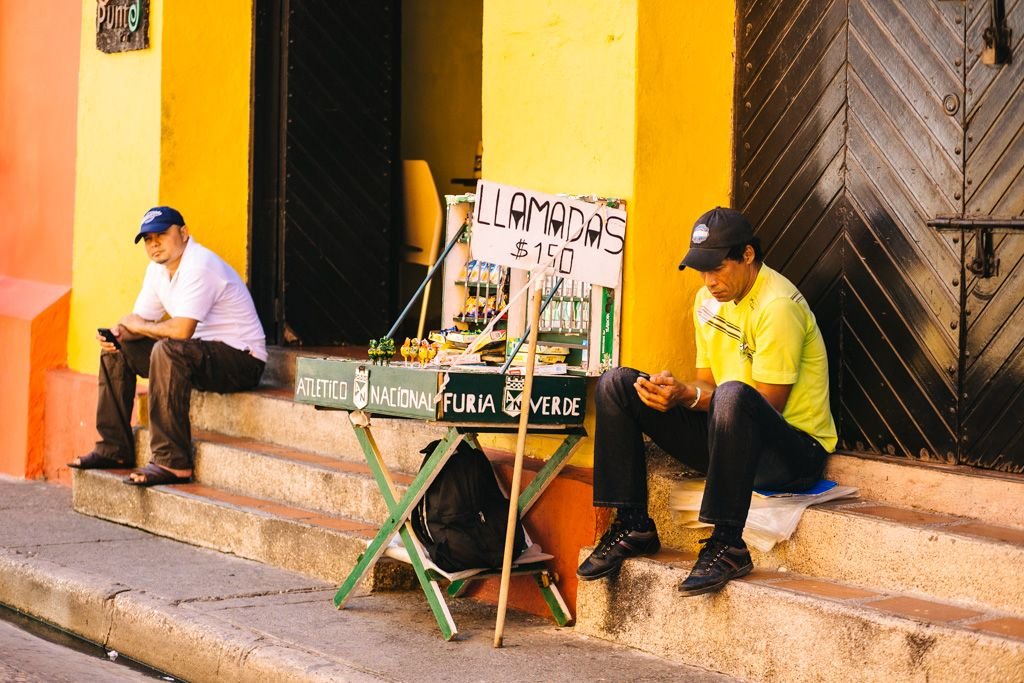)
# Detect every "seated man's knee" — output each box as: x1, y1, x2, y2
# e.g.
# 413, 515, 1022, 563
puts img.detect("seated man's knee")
709, 381, 759, 418
150, 339, 196, 369
151, 338, 177, 358
596, 367, 641, 405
